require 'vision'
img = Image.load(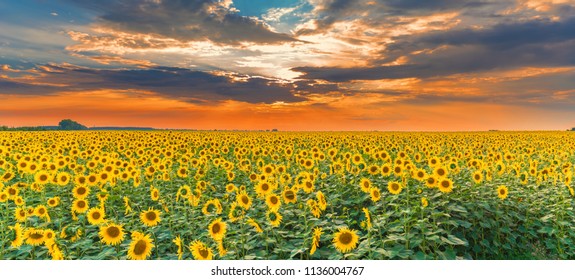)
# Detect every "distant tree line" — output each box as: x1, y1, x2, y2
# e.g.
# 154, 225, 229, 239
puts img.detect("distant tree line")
0, 119, 87, 131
